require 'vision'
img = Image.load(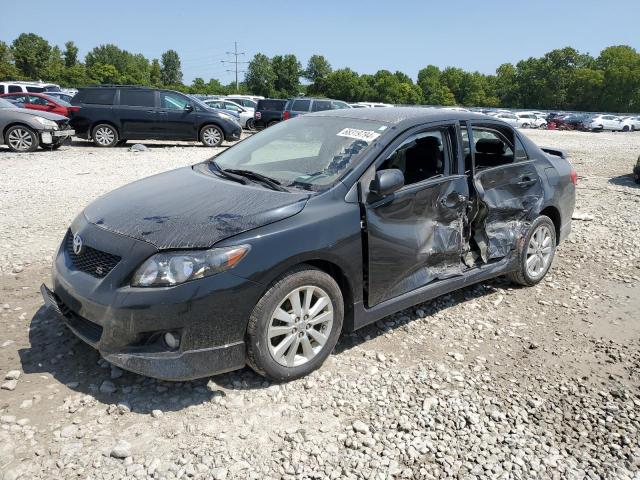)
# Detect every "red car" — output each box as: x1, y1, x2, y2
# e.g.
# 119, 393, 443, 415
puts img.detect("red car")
0, 92, 79, 118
